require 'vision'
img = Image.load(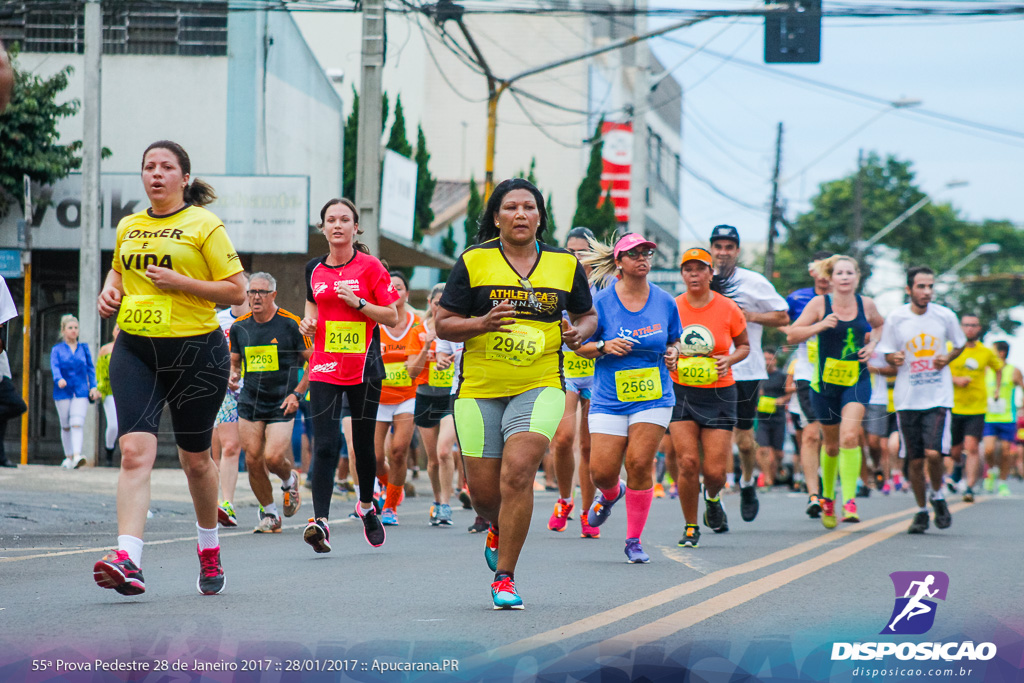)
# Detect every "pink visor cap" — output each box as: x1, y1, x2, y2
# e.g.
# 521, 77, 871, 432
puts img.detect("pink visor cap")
613, 233, 658, 259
